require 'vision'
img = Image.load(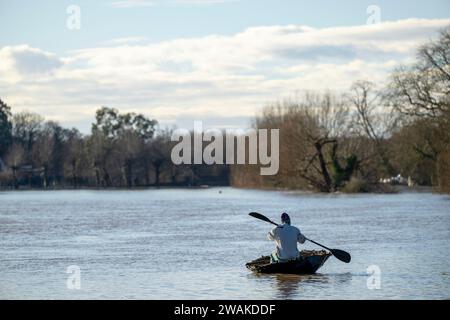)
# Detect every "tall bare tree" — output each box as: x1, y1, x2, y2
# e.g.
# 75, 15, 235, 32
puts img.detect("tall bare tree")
0, 98, 12, 157
348, 80, 400, 176
12, 112, 44, 156
386, 26, 450, 190
4, 143, 25, 189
